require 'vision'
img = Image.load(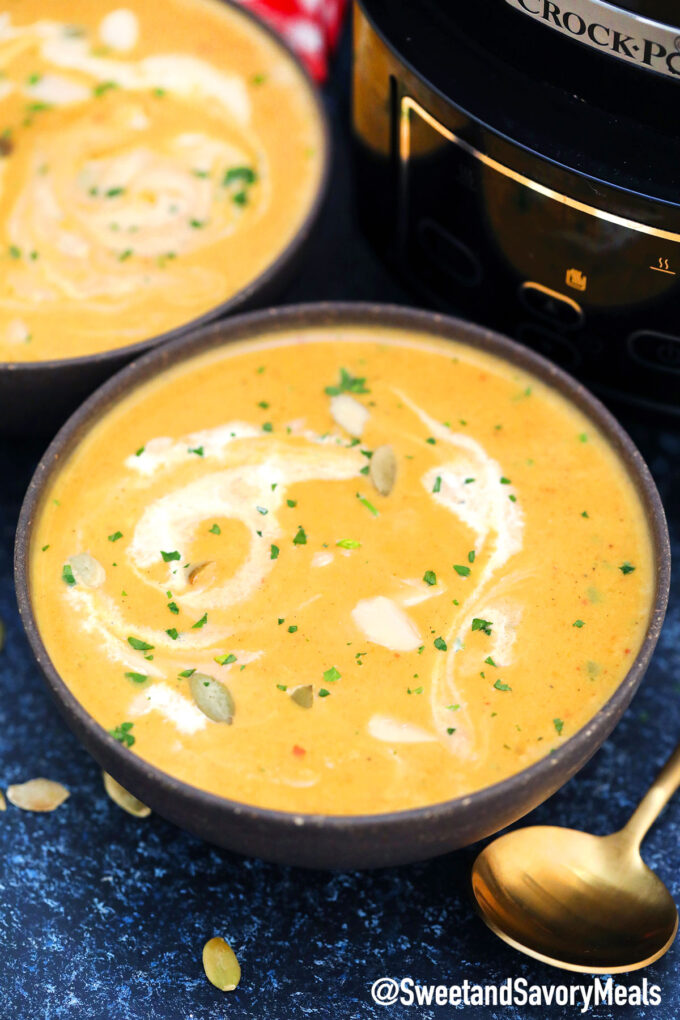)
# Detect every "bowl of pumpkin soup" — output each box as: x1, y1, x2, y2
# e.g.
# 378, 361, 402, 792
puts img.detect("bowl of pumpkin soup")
0, 0, 328, 433
15, 304, 670, 869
